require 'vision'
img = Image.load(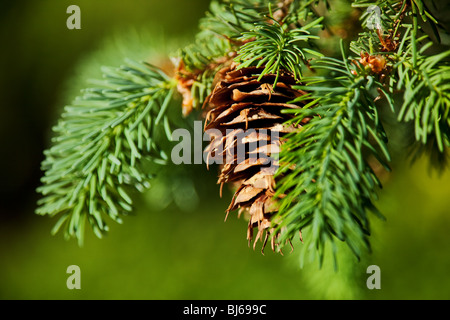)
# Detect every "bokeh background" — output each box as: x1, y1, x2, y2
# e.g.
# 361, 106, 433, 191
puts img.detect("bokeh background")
1, 0, 449, 300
